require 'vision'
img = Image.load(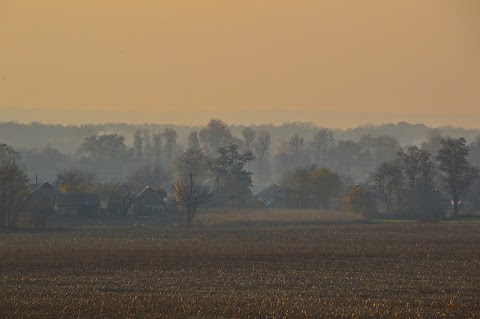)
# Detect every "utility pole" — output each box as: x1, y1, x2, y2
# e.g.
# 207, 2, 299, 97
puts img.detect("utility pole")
35, 174, 38, 190
189, 172, 193, 191
189, 171, 194, 203
215, 176, 219, 209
